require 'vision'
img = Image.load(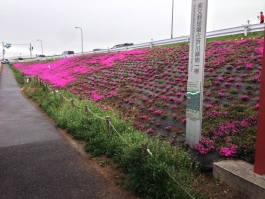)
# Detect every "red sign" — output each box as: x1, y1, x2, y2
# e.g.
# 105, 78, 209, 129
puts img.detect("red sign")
254, 29, 265, 175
